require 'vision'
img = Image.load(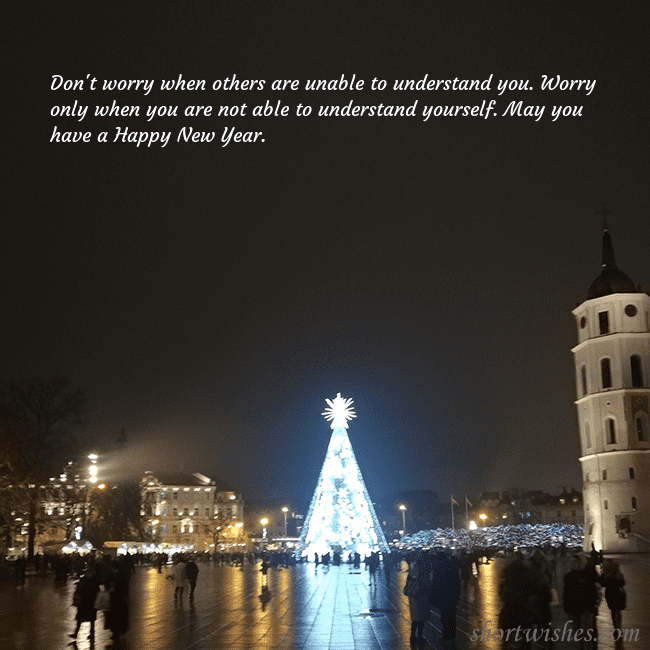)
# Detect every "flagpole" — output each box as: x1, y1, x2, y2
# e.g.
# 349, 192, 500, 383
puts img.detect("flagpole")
465, 495, 469, 526
451, 495, 455, 530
